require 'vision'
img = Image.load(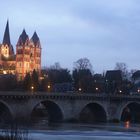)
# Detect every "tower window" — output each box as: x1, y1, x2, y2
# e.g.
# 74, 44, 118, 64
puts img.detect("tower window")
19, 63, 22, 67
